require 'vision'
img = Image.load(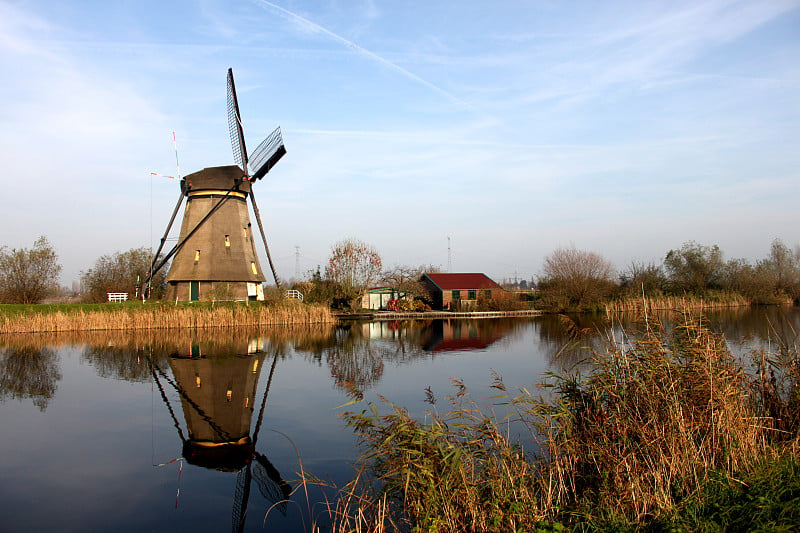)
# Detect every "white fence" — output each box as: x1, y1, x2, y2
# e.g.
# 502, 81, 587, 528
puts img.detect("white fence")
286, 289, 303, 301
107, 292, 128, 302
